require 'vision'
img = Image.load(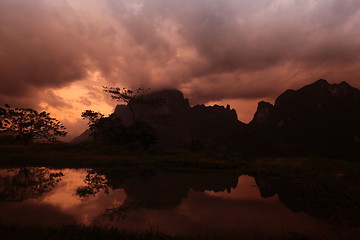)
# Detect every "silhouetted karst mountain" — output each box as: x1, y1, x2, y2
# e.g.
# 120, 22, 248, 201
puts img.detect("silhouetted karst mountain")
109, 89, 246, 148
250, 79, 360, 159
71, 129, 91, 144
249, 101, 276, 128
112, 89, 191, 126
72, 80, 360, 159
189, 104, 240, 139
